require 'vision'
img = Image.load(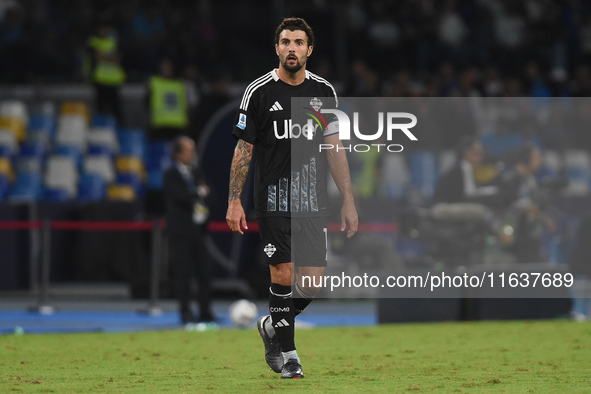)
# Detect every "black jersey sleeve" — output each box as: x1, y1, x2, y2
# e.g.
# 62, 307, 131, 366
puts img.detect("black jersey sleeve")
232, 98, 258, 144
232, 72, 273, 144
